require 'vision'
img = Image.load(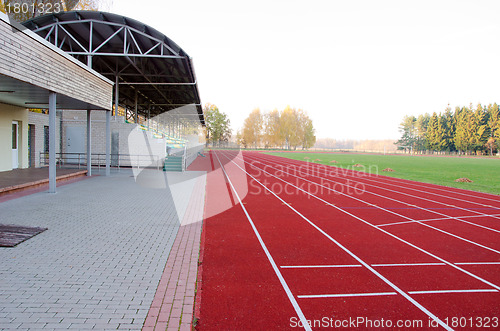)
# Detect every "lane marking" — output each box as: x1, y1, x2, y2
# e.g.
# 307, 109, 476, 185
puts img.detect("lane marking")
378, 220, 425, 227
298, 292, 397, 299
376, 213, 500, 227
409, 289, 498, 295
226, 152, 500, 293
220, 151, 453, 331
250, 153, 500, 220
281, 264, 362, 269
372, 263, 446, 267
455, 262, 500, 265
255, 153, 500, 226
416, 213, 500, 223
212, 151, 312, 331
259, 152, 500, 205
417, 222, 500, 254
244, 154, 500, 251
